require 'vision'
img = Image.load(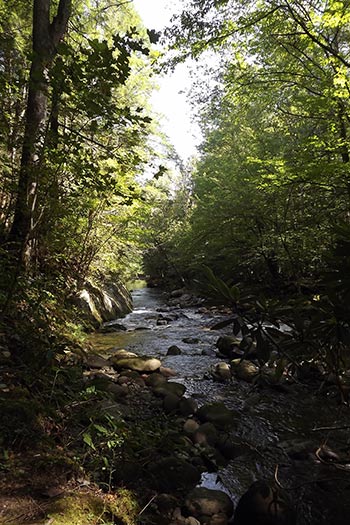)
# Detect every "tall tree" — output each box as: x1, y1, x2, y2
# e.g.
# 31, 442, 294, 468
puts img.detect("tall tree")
7, 0, 71, 265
